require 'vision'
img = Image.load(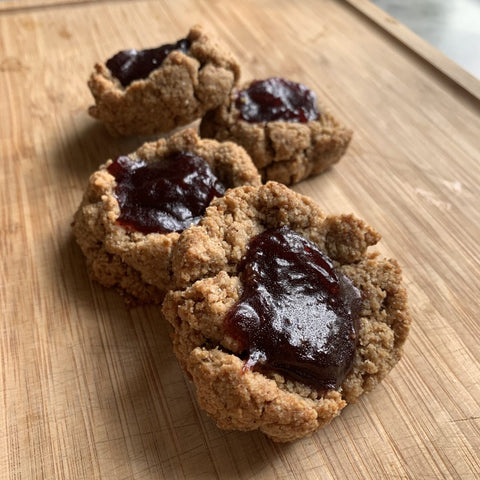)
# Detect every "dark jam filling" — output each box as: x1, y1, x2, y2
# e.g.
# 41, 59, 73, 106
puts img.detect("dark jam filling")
107, 152, 226, 234
235, 77, 319, 123
224, 226, 362, 391
106, 38, 191, 87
